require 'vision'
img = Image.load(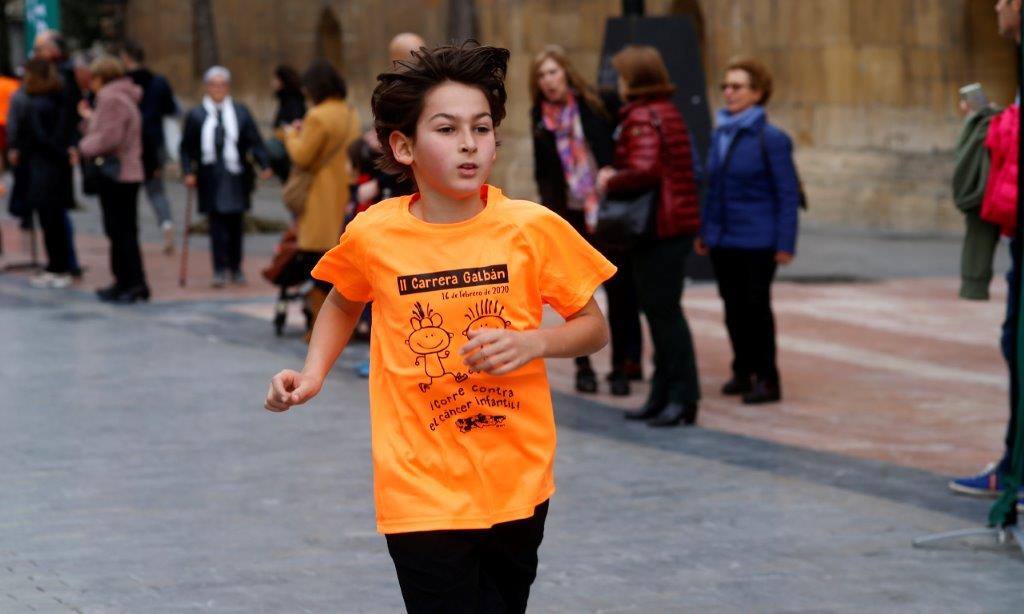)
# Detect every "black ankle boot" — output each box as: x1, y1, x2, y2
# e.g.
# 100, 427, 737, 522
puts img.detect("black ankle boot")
742, 380, 780, 404
608, 370, 631, 396
96, 284, 123, 301
647, 401, 698, 427
624, 396, 667, 421
575, 366, 598, 394
721, 375, 752, 395
114, 284, 151, 304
